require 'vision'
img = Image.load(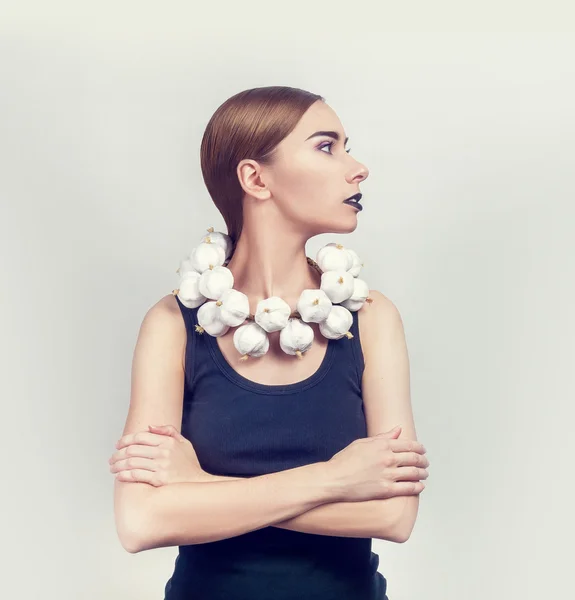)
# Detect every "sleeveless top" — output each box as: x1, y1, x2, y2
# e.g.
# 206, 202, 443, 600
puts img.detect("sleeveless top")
164, 295, 388, 600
